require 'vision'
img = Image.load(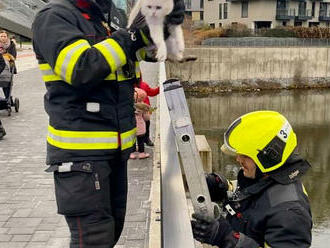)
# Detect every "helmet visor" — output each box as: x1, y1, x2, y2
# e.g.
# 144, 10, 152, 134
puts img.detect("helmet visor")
222, 117, 242, 156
